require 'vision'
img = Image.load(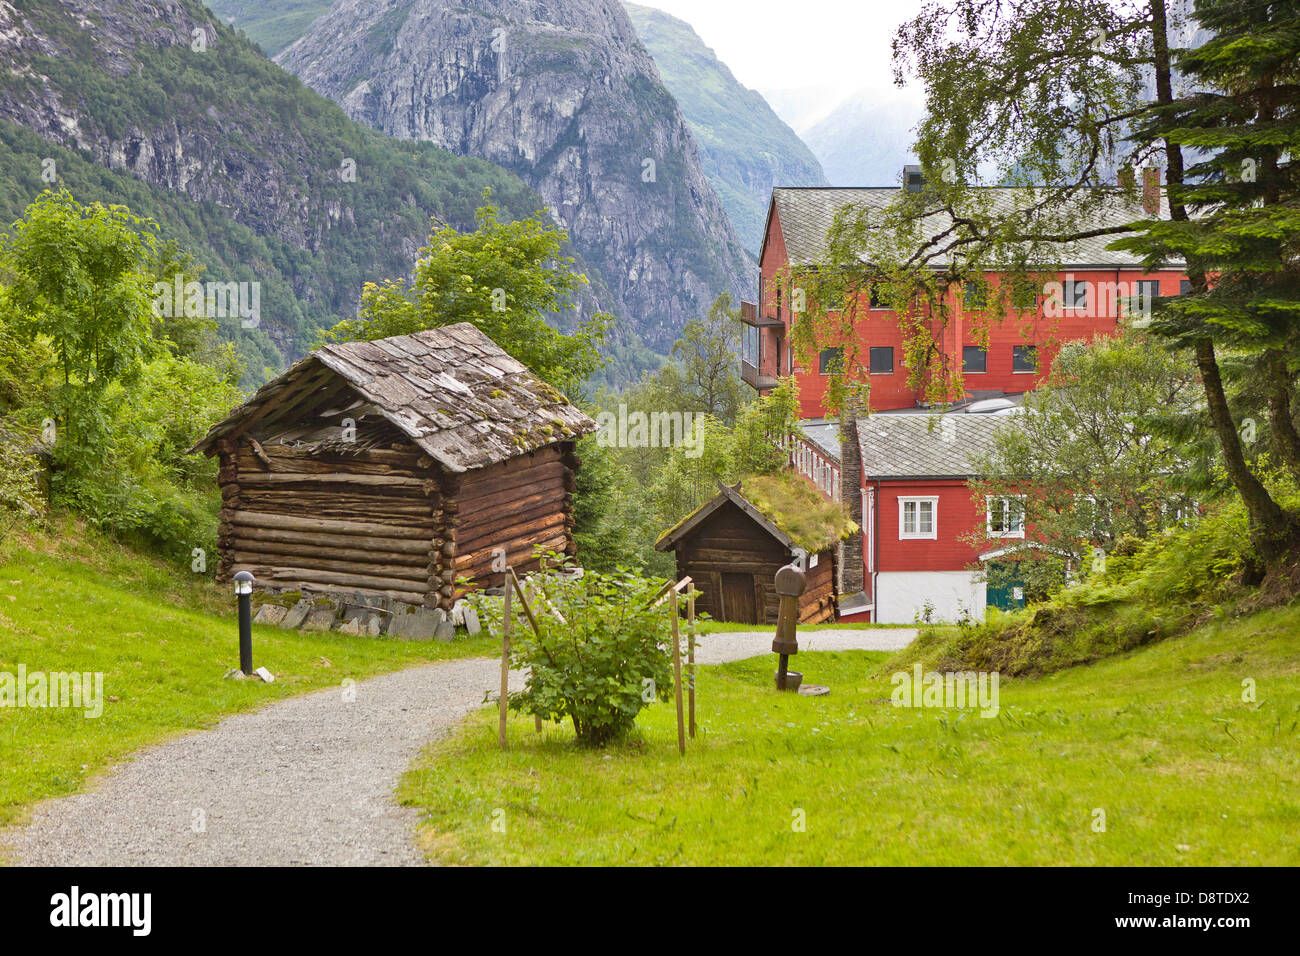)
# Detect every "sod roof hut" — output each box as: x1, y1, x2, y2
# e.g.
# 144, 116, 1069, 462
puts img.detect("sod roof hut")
655, 472, 858, 625
190, 323, 595, 611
